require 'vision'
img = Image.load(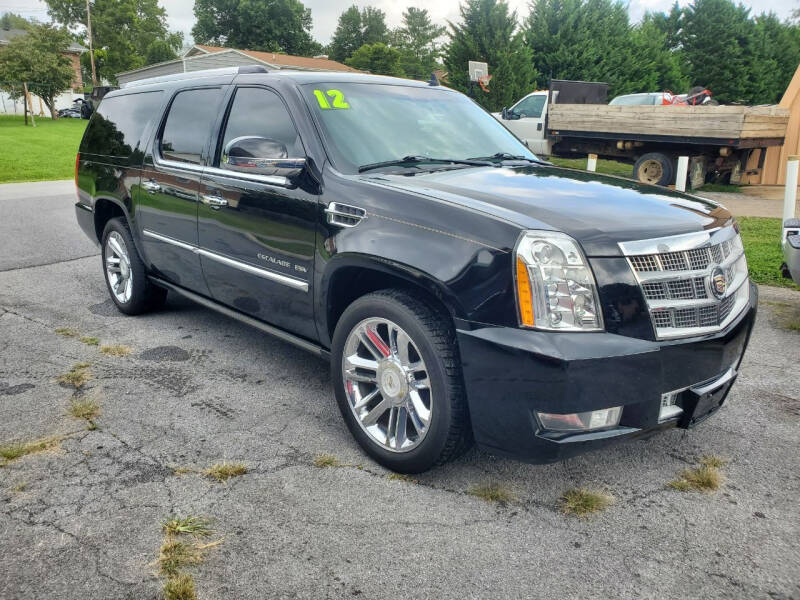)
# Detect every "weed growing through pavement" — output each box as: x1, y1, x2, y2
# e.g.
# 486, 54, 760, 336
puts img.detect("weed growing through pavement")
100, 345, 132, 357
313, 454, 340, 468
163, 516, 213, 538
155, 515, 222, 599
202, 462, 247, 482
388, 473, 418, 483
560, 488, 614, 517
54, 327, 78, 337
163, 573, 196, 600
79, 336, 99, 346
0, 436, 64, 466
57, 363, 92, 388
68, 396, 100, 422
468, 483, 517, 505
